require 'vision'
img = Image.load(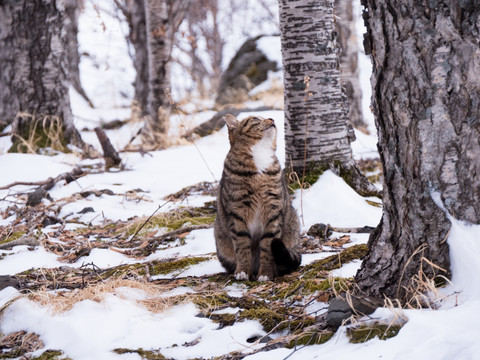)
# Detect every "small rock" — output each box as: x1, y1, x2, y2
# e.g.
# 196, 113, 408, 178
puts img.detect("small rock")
27, 188, 49, 206
42, 215, 59, 227
0, 275, 20, 290
326, 294, 382, 328
307, 223, 332, 239
77, 207, 94, 214
246, 334, 272, 344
